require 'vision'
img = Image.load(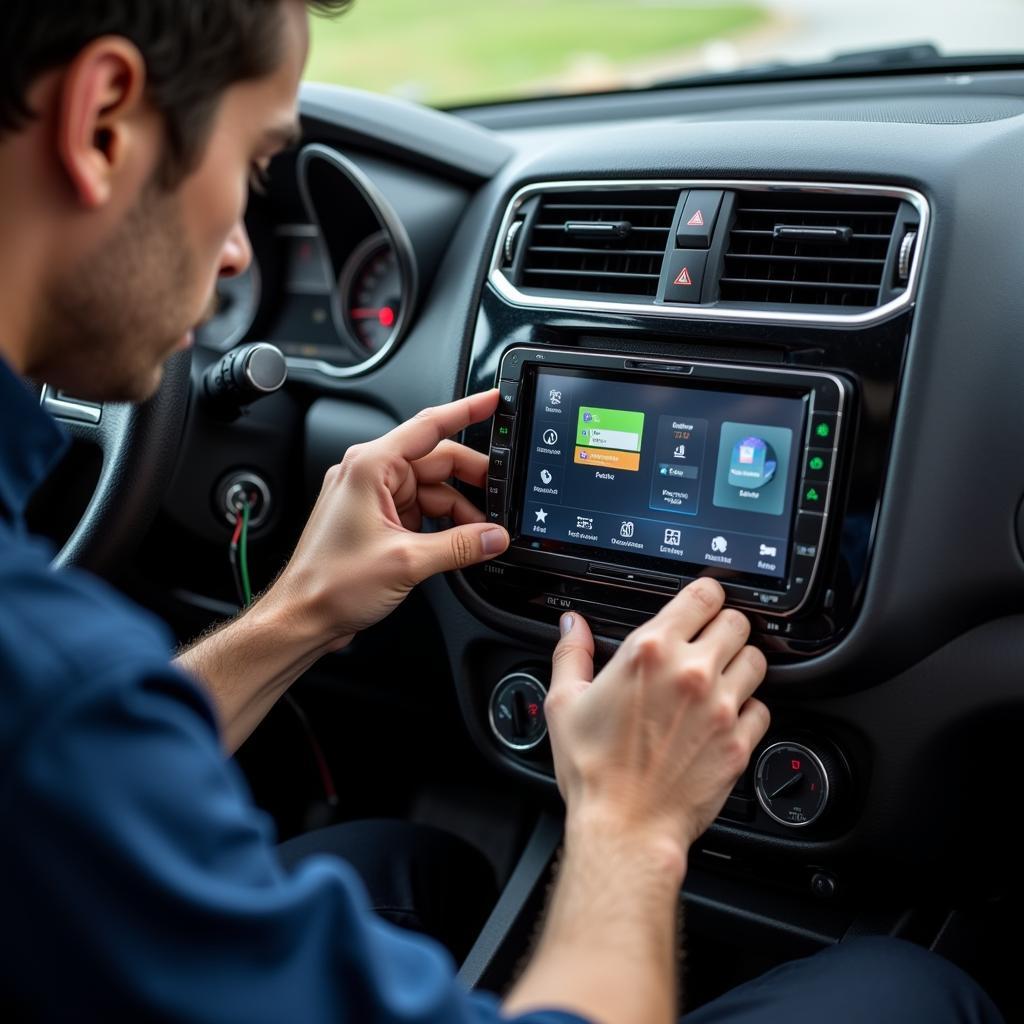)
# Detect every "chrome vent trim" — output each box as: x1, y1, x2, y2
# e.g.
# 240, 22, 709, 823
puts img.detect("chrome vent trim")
521, 187, 680, 298
489, 179, 929, 328
720, 191, 900, 307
